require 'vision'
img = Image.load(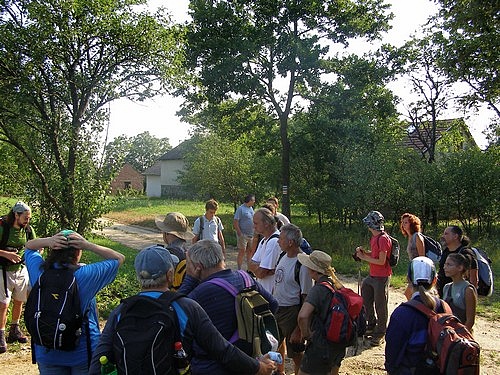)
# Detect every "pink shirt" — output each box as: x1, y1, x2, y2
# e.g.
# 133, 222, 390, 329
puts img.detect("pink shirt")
369, 233, 392, 277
